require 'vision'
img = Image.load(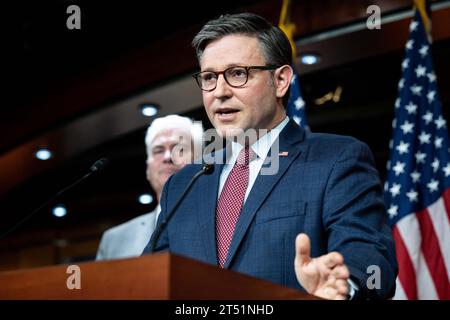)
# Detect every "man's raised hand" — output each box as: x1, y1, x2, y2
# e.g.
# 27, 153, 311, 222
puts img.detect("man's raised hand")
294, 233, 350, 300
